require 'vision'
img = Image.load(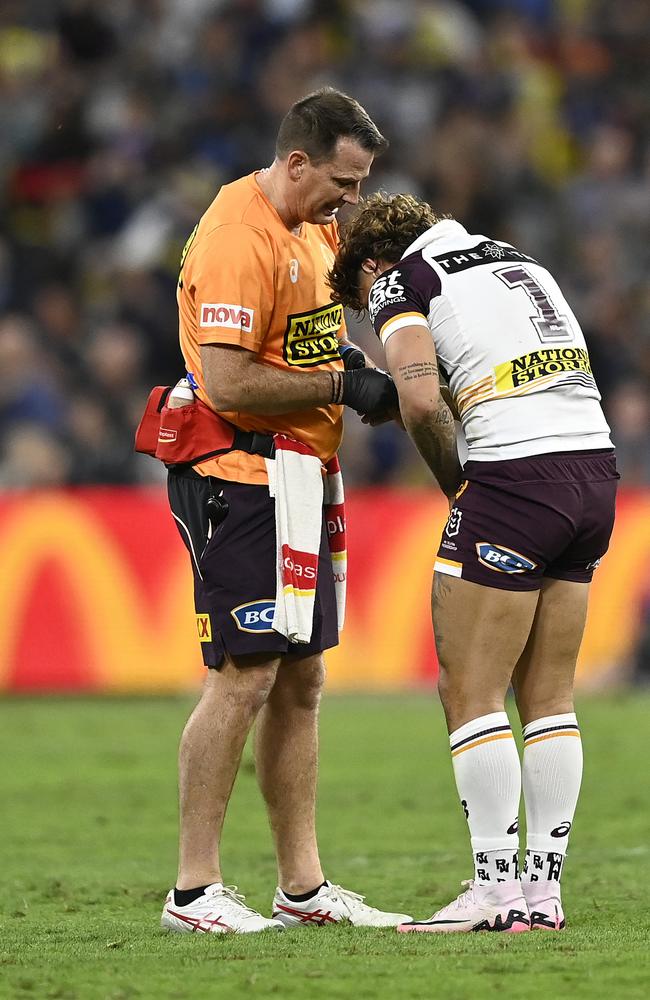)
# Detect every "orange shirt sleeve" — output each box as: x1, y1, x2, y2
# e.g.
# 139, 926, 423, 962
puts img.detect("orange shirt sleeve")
190, 223, 275, 352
